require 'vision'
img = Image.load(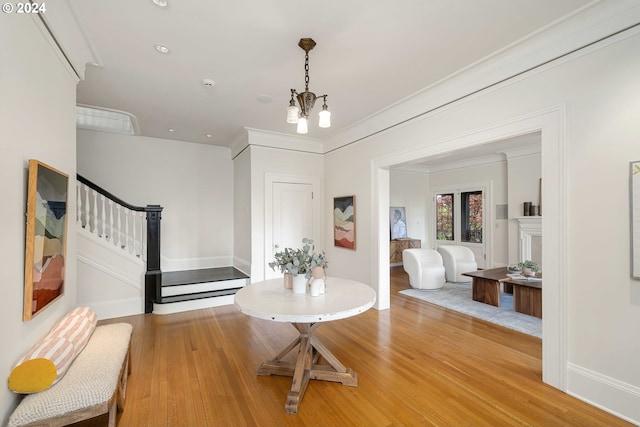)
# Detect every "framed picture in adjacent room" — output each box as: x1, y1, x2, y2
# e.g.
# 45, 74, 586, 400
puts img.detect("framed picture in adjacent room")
23, 160, 69, 321
390, 207, 407, 240
333, 195, 355, 250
